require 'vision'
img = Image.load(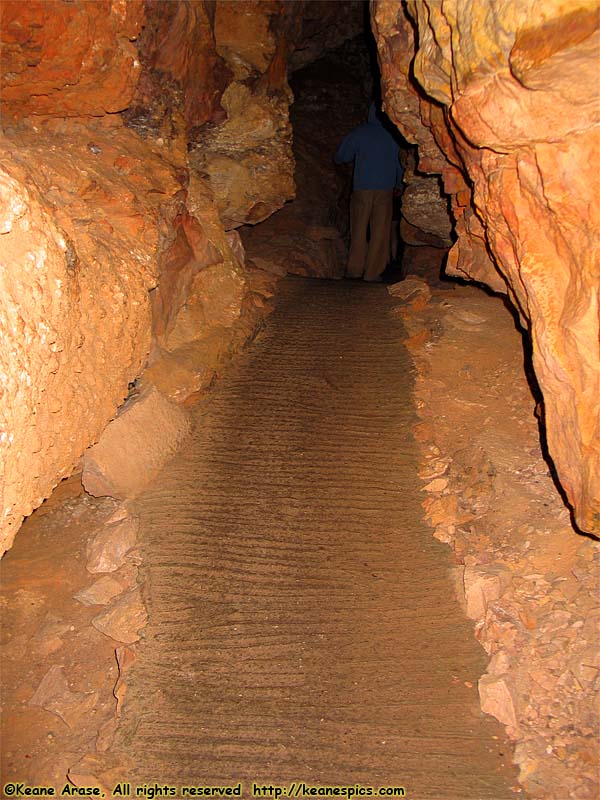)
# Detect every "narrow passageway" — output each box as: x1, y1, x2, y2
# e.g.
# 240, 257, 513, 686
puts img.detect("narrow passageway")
112, 278, 518, 798
1, 4, 598, 799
